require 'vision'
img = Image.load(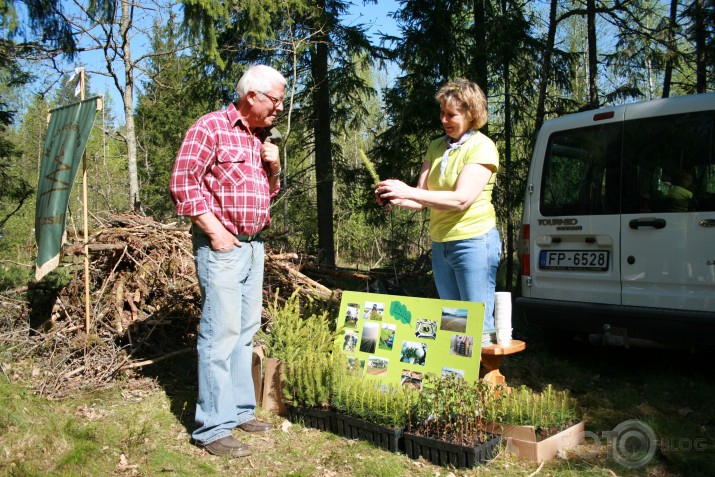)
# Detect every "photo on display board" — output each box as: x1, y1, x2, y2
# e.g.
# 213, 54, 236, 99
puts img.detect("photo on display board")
359, 321, 378, 353
347, 357, 365, 371
449, 334, 475, 358
367, 356, 389, 376
363, 301, 384, 321
439, 307, 468, 333
400, 341, 427, 366
401, 369, 424, 390
442, 367, 465, 378
343, 330, 359, 352
344, 302, 359, 328
379, 323, 396, 351
414, 318, 438, 339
